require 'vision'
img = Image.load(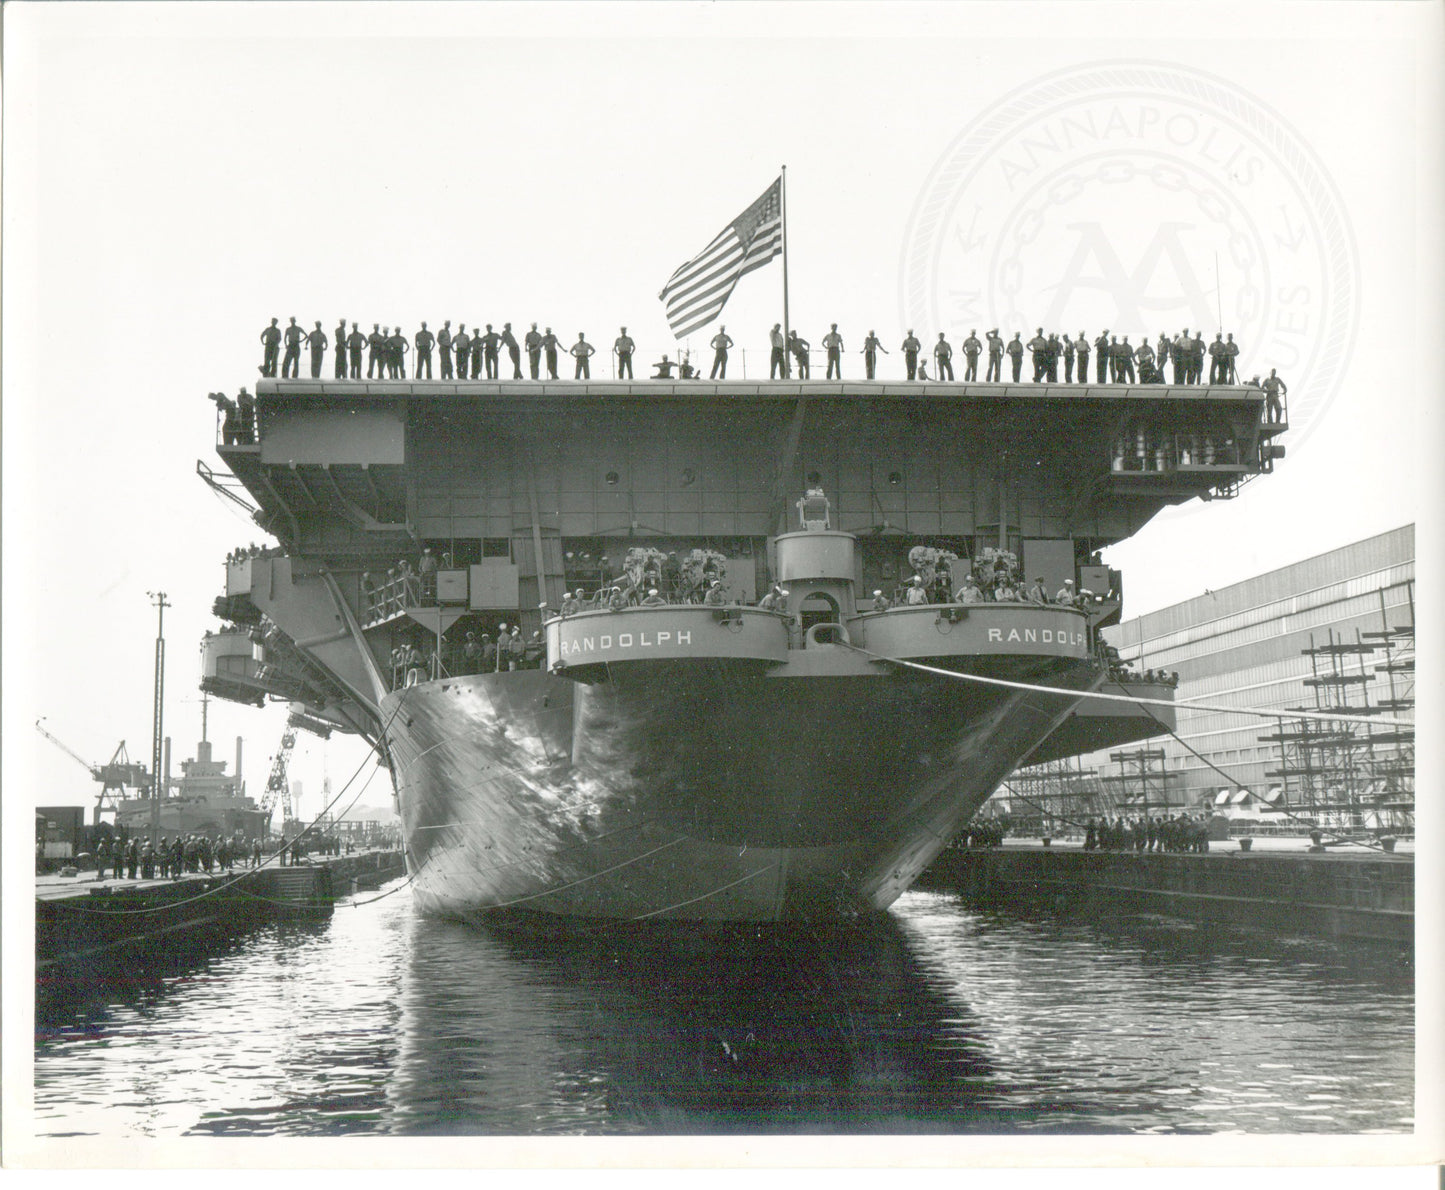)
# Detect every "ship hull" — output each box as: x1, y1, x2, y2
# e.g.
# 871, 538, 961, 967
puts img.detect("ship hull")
384, 657, 1101, 923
